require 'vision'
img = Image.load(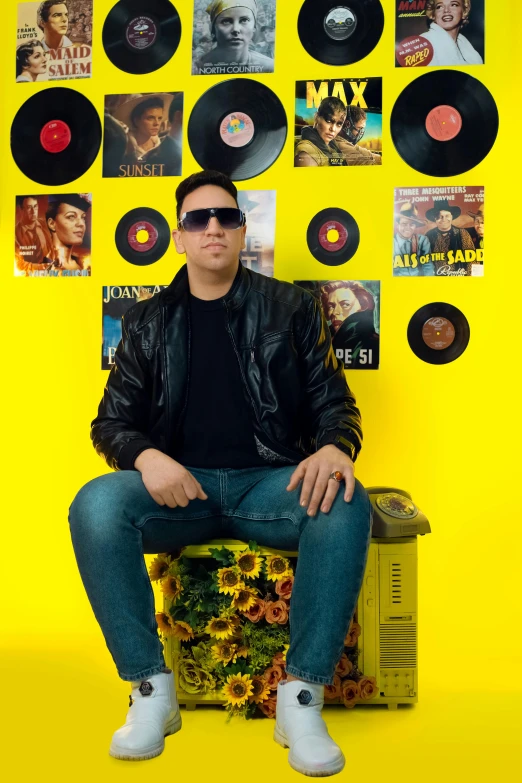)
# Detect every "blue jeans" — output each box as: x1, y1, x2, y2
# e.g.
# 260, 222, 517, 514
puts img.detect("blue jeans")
68, 465, 373, 686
